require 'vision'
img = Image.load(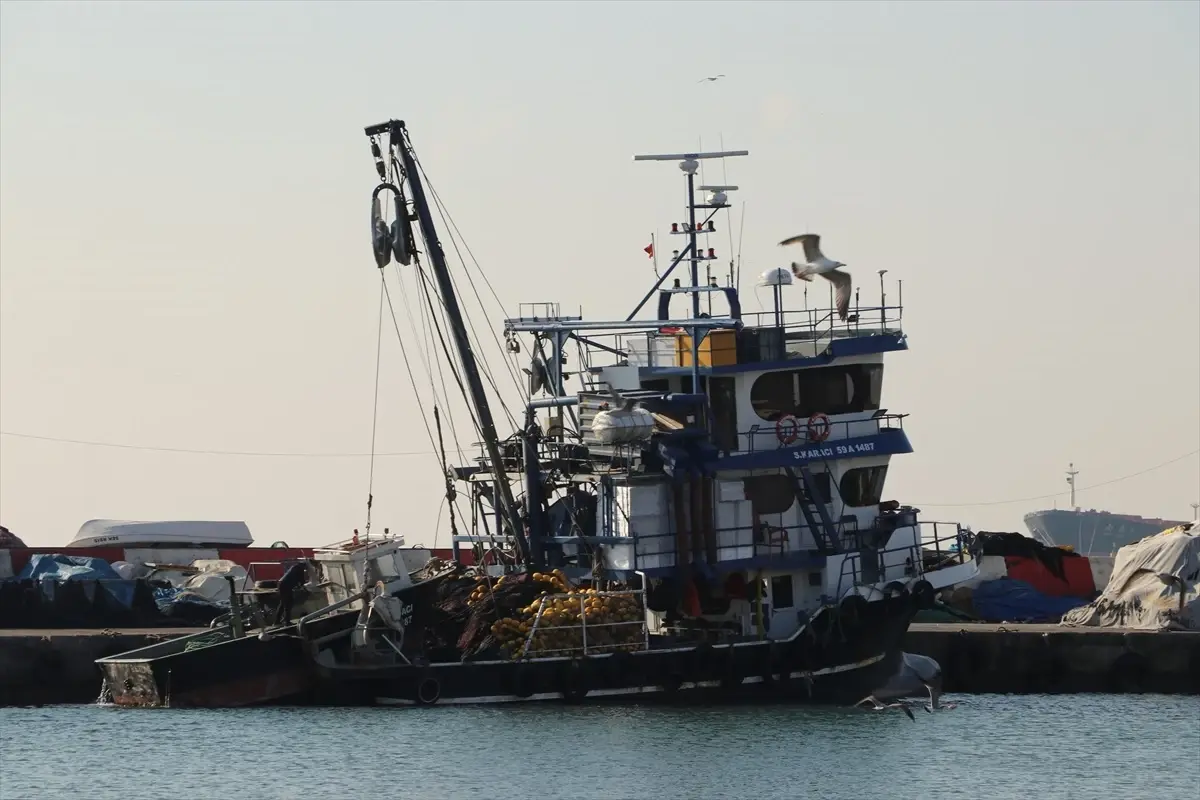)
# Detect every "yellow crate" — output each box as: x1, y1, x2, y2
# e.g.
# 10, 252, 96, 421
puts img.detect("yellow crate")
674, 330, 738, 367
